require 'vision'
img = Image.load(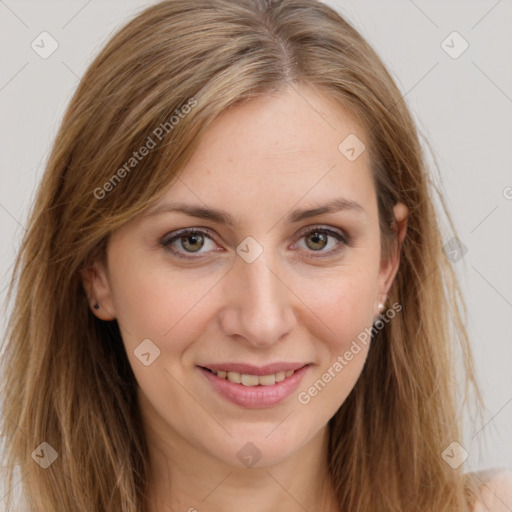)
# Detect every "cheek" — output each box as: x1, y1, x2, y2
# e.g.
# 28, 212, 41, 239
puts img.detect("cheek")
296, 278, 375, 417
109, 251, 220, 356
301, 263, 378, 345
293, 262, 378, 406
